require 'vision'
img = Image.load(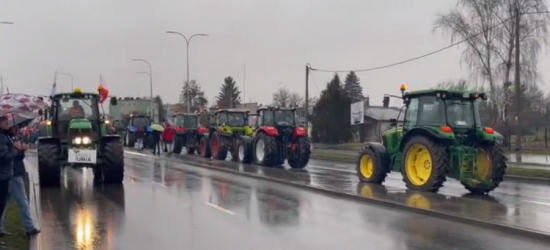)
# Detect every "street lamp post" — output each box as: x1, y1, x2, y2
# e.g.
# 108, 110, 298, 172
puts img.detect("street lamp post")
131, 59, 154, 118
166, 31, 208, 113
57, 73, 74, 90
